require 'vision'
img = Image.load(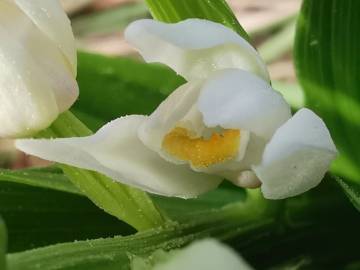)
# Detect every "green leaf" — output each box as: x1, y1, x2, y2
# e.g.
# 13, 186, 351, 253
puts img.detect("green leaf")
0, 167, 80, 195
145, 0, 250, 40
38, 112, 167, 231
0, 216, 6, 270
0, 181, 134, 253
336, 178, 360, 211
295, 0, 360, 181
60, 164, 166, 231
152, 182, 246, 222
73, 52, 185, 130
